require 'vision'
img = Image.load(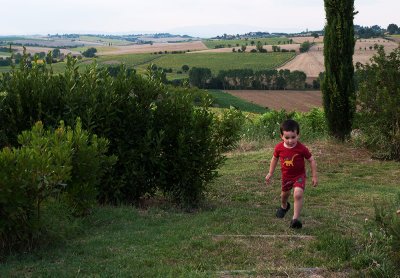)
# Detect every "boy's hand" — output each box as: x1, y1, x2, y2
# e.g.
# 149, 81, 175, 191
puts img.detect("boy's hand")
265, 173, 273, 185
312, 176, 318, 187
